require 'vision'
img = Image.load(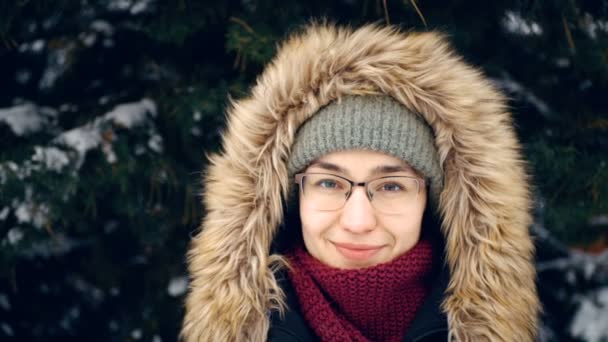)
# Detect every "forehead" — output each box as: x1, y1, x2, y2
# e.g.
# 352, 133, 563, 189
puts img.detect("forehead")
307, 150, 418, 176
